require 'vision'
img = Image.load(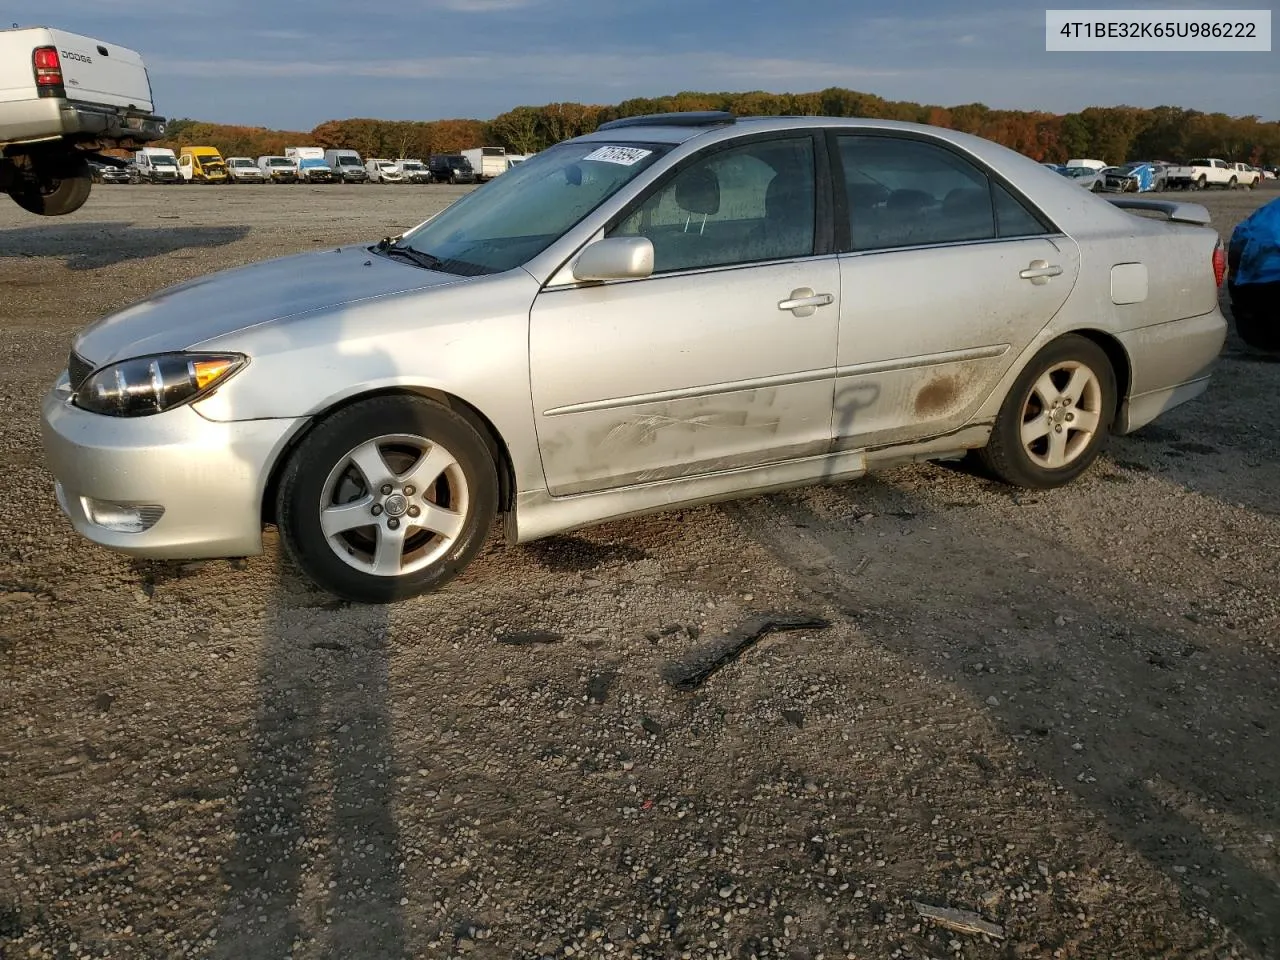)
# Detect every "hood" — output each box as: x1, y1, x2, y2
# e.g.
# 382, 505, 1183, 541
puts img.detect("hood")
74, 246, 462, 365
